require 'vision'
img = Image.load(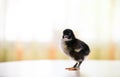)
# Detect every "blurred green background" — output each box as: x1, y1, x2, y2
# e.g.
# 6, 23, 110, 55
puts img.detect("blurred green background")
0, 0, 120, 62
